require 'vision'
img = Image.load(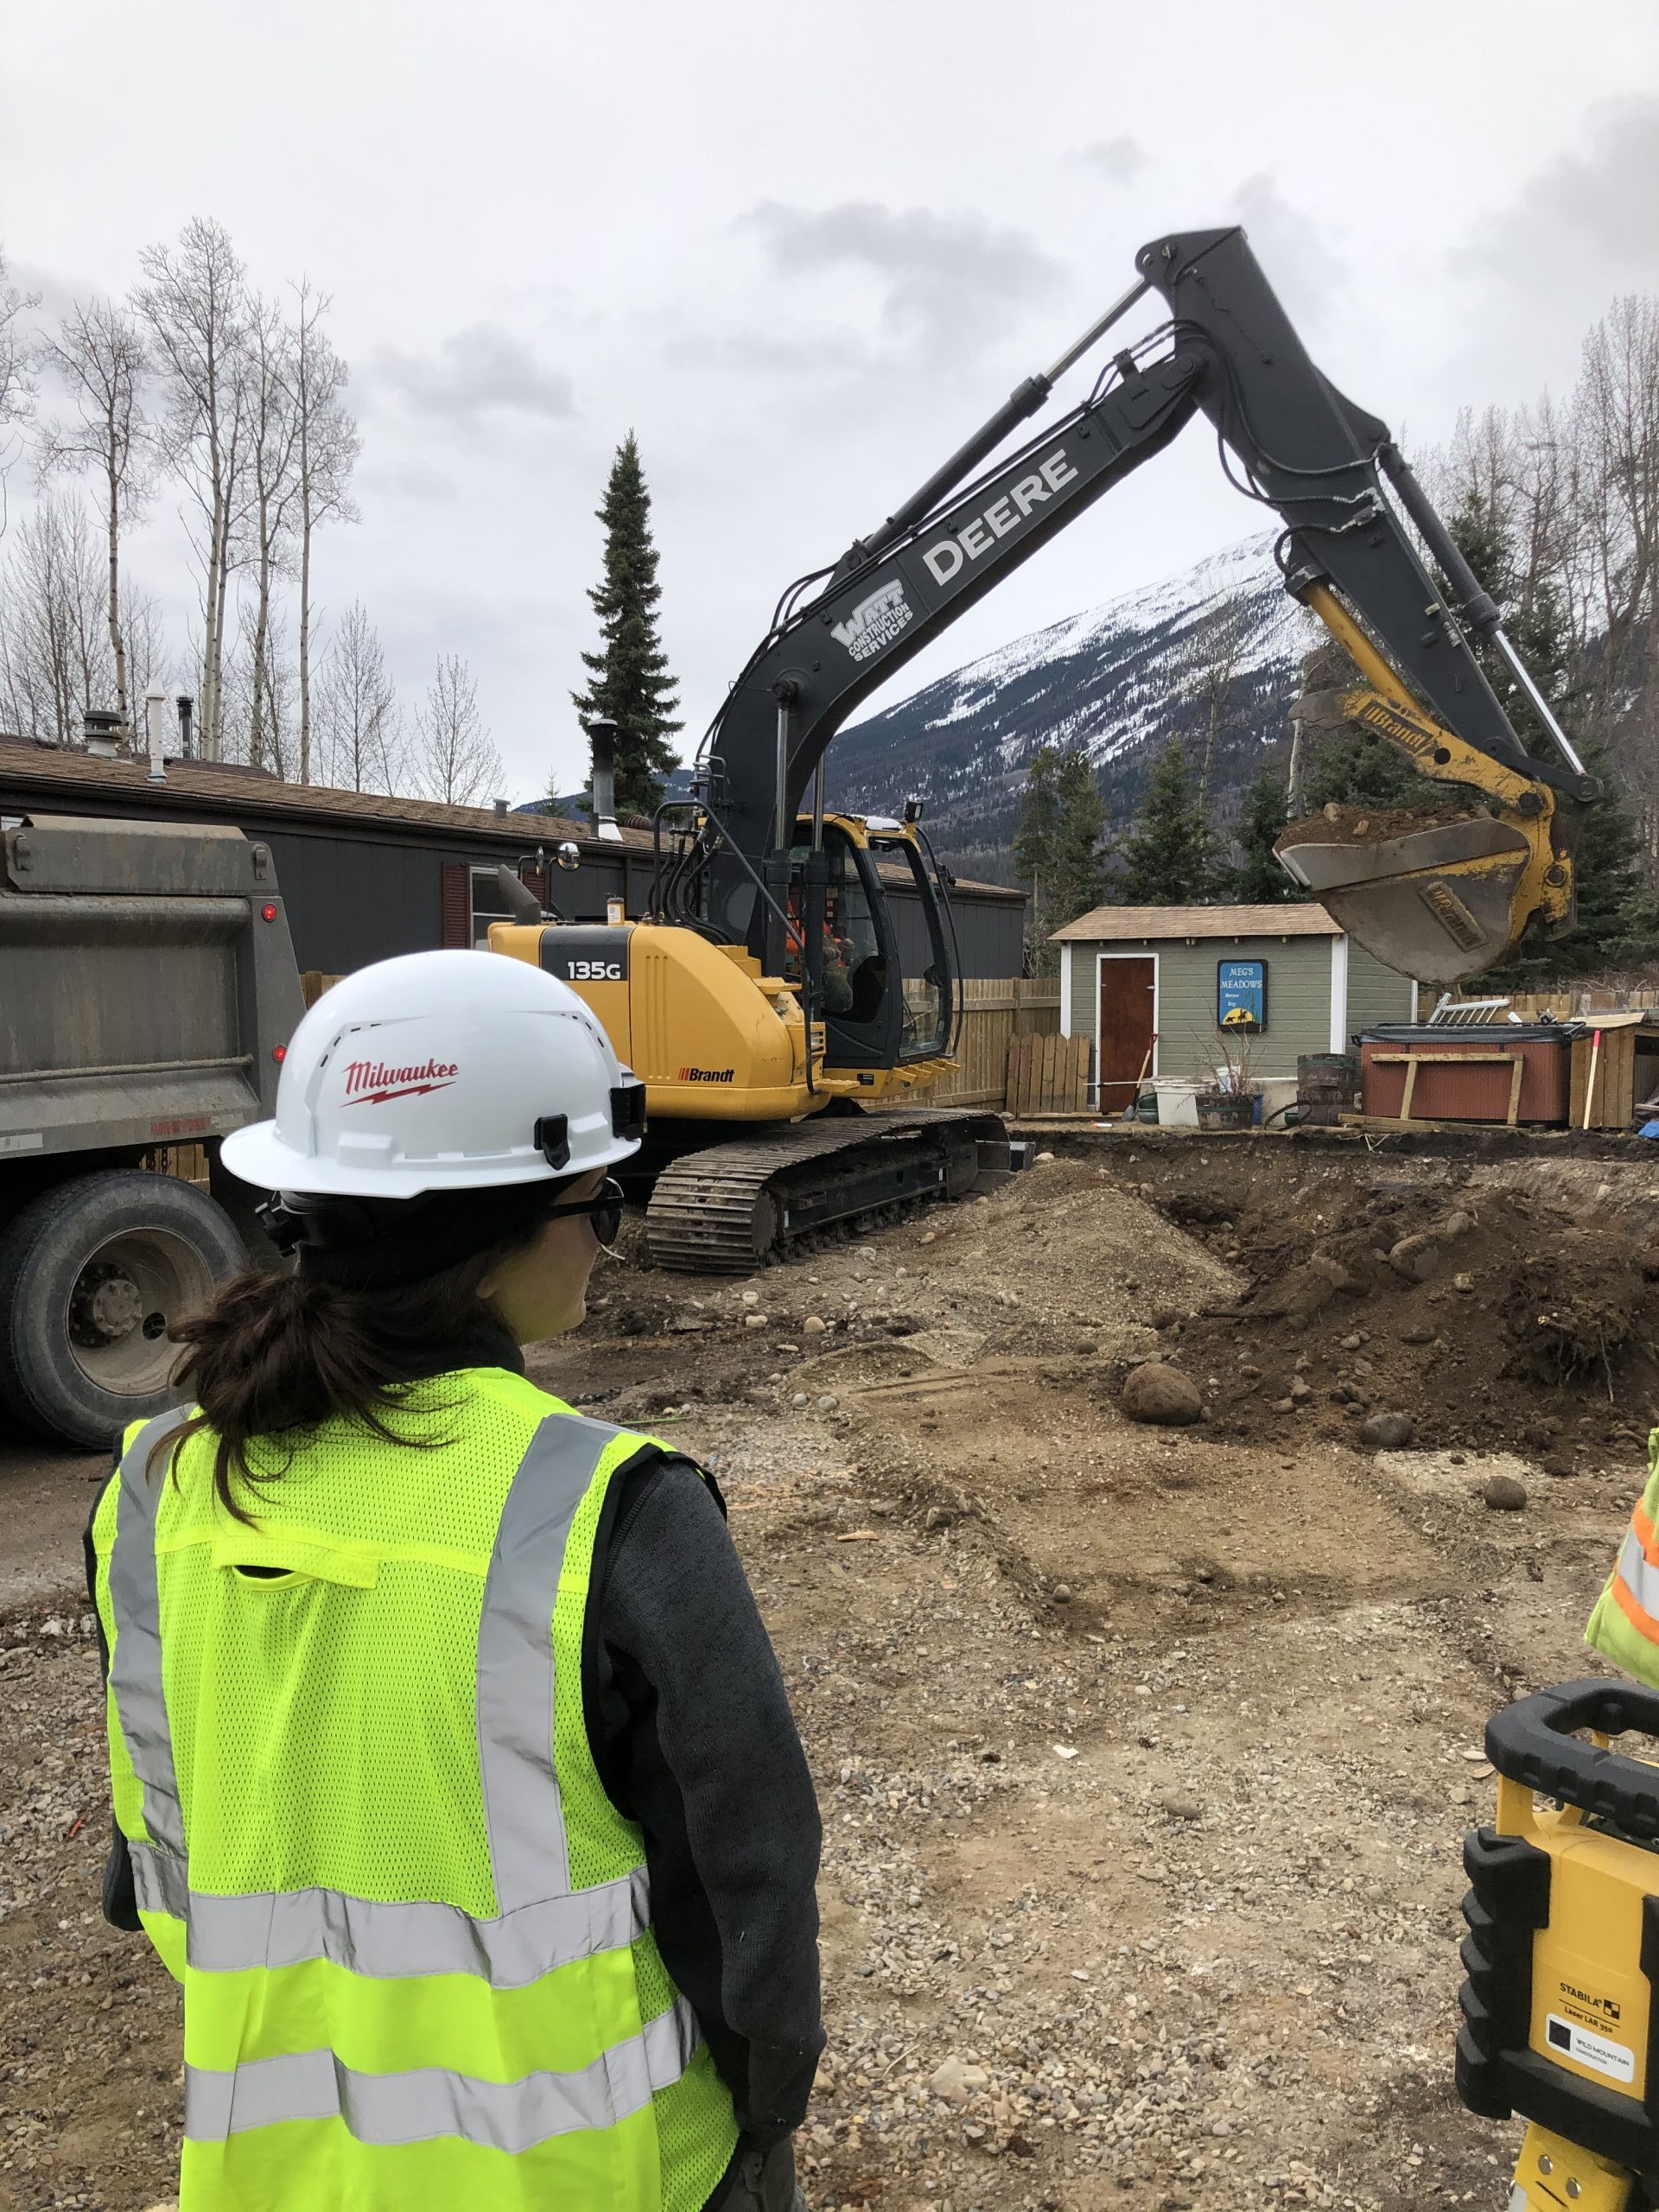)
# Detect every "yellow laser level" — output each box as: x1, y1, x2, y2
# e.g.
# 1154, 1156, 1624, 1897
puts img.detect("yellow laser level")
1459, 1681, 1659, 2212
